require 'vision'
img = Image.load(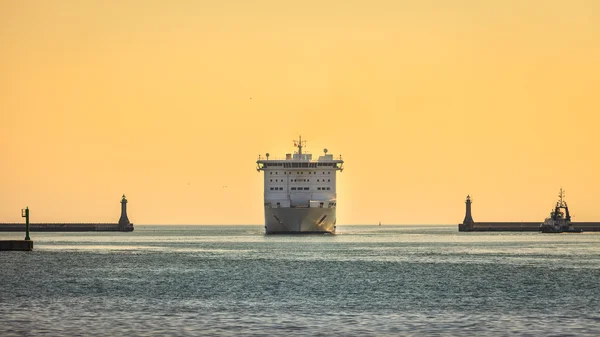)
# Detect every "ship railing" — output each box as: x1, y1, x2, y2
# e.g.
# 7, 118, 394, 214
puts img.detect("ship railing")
257, 155, 344, 162
257, 156, 287, 160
